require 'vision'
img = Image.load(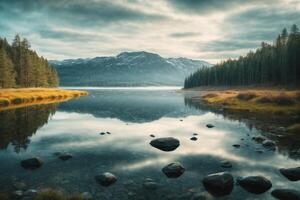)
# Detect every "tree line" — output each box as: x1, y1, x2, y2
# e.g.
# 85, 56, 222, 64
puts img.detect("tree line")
0, 35, 59, 88
184, 24, 300, 88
